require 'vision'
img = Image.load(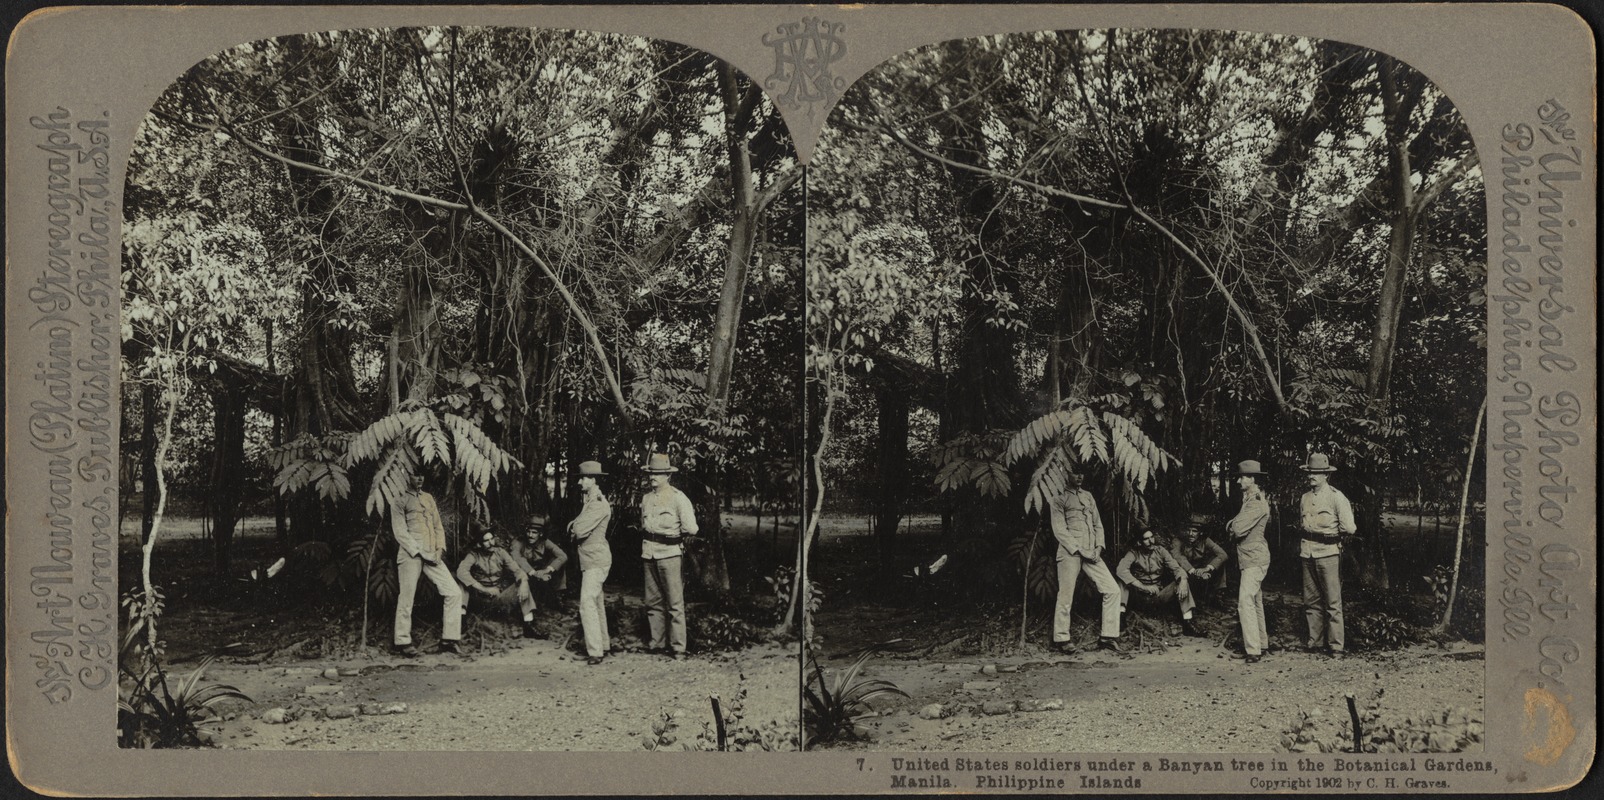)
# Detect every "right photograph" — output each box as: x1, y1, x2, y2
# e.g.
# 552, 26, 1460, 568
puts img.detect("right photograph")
803, 28, 1487, 753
